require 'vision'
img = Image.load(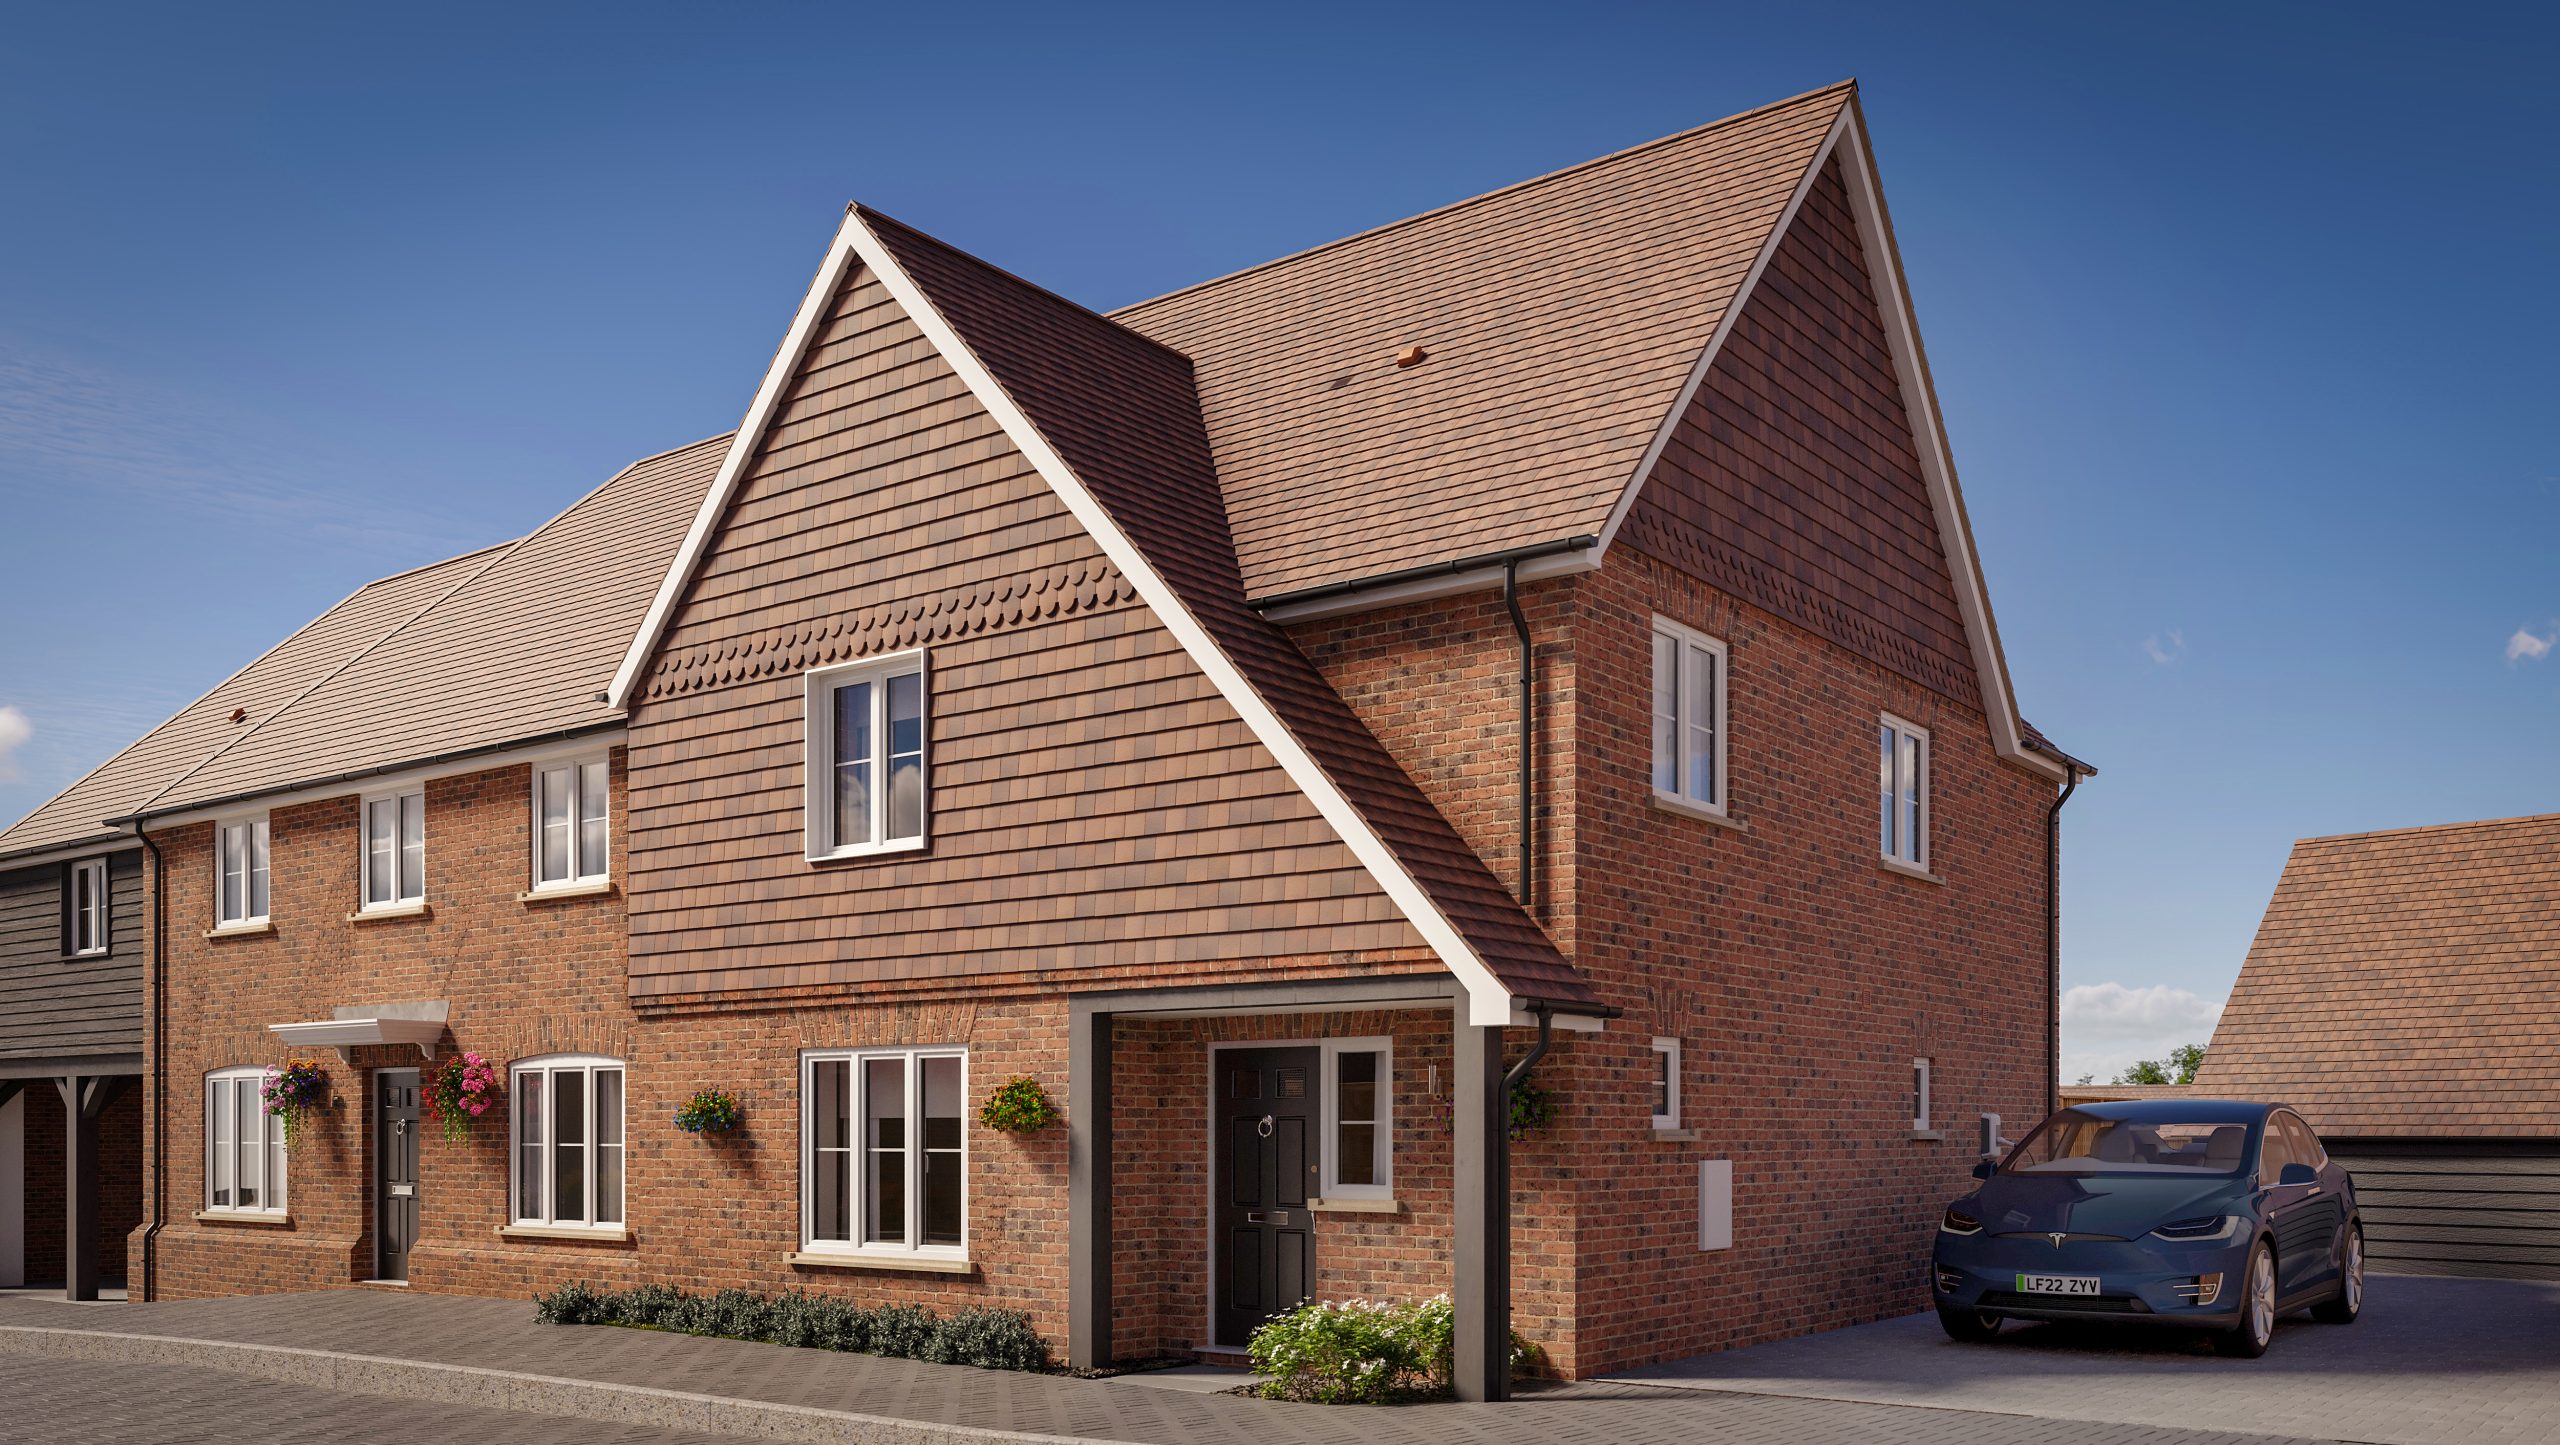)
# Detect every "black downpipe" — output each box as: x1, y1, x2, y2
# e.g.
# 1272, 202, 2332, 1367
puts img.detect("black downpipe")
2044, 765, 2080, 1118
134, 822, 166, 1303
1502, 560, 1536, 918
